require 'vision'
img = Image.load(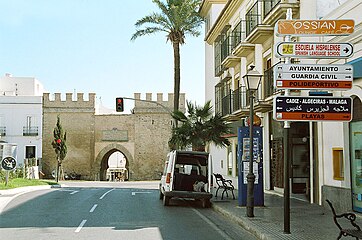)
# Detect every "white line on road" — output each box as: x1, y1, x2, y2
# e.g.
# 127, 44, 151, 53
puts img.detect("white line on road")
75, 219, 87, 233
89, 204, 98, 213
58, 189, 79, 195
99, 188, 115, 199
131, 191, 153, 196
192, 208, 233, 240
